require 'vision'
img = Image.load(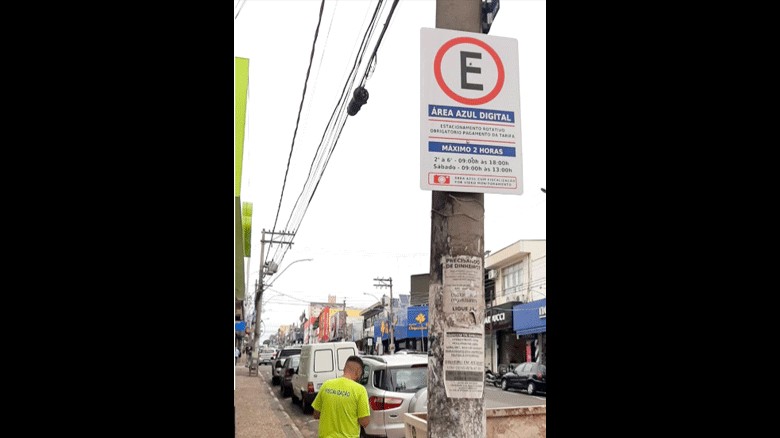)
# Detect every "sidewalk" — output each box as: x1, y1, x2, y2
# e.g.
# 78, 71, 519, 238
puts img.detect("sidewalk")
235, 361, 305, 438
